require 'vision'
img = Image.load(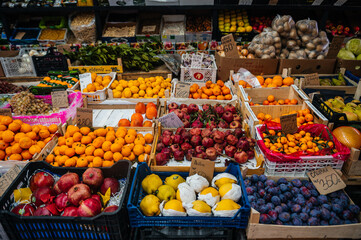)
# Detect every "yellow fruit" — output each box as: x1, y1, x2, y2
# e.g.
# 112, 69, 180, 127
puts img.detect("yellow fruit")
156, 185, 176, 202
212, 173, 237, 189
218, 183, 242, 202
190, 200, 212, 213
141, 174, 163, 194
164, 174, 185, 191
162, 199, 186, 216
214, 199, 240, 211
140, 195, 161, 216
